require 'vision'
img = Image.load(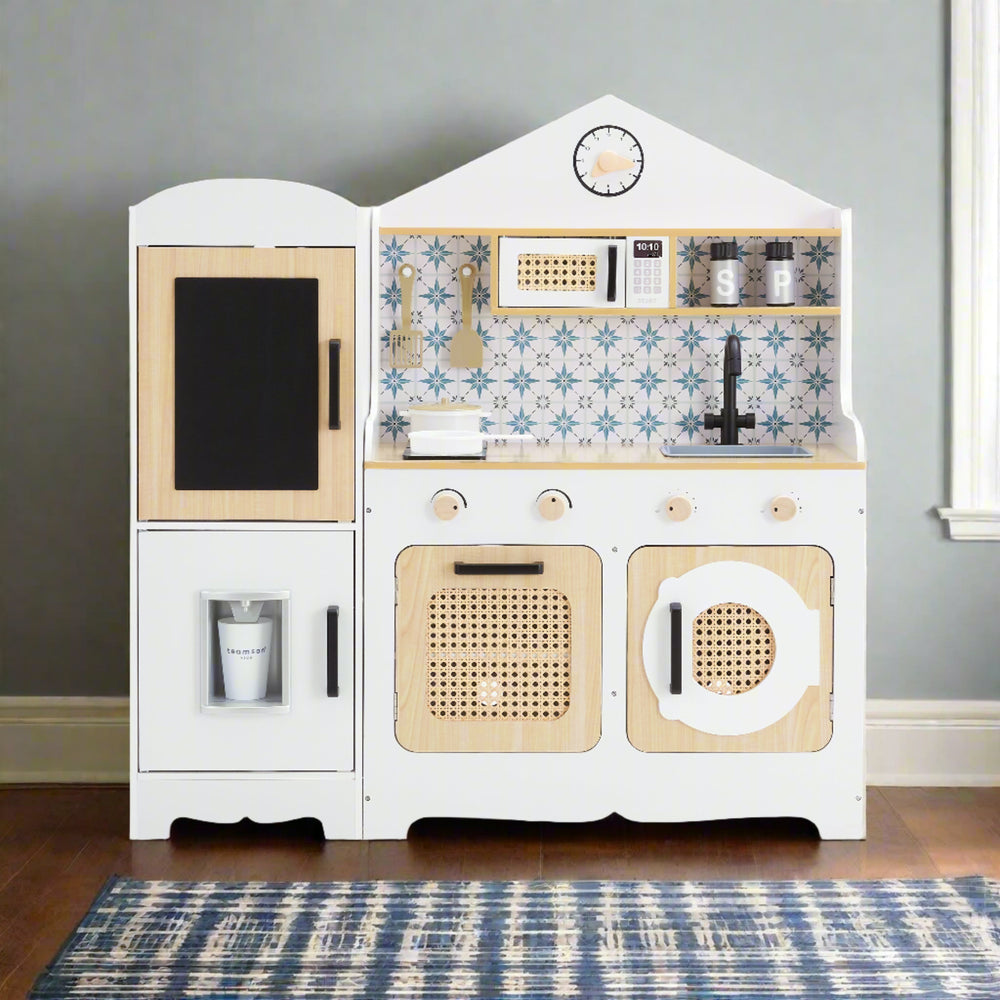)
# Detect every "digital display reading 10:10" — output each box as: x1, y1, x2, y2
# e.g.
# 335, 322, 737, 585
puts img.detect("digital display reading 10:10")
633, 240, 662, 258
